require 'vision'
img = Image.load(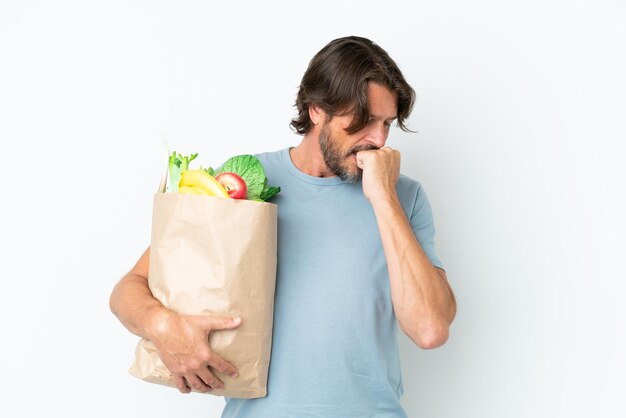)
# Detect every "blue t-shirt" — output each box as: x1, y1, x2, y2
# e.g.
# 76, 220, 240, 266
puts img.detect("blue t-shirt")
222, 147, 443, 418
